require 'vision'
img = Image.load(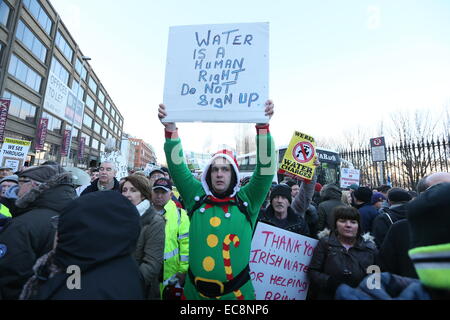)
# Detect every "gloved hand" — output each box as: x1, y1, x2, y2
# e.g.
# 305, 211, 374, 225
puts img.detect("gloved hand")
327, 273, 356, 292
